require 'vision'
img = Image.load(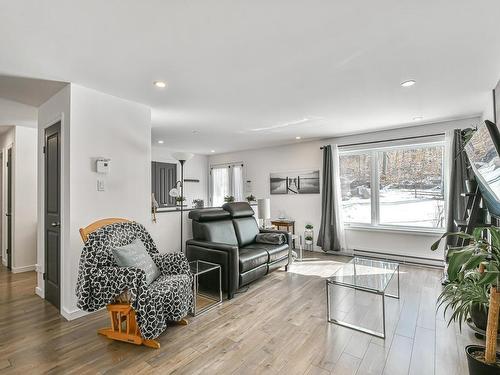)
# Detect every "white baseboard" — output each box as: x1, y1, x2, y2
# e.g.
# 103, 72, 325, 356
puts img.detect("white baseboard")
35, 286, 44, 298
2, 257, 6, 266
11, 264, 36, 273
61, 306, 91, 321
